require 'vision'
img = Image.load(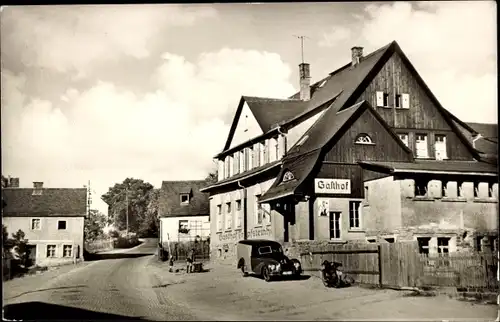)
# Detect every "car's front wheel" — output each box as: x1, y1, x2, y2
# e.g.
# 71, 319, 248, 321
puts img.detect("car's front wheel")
262, 266, 272, 282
